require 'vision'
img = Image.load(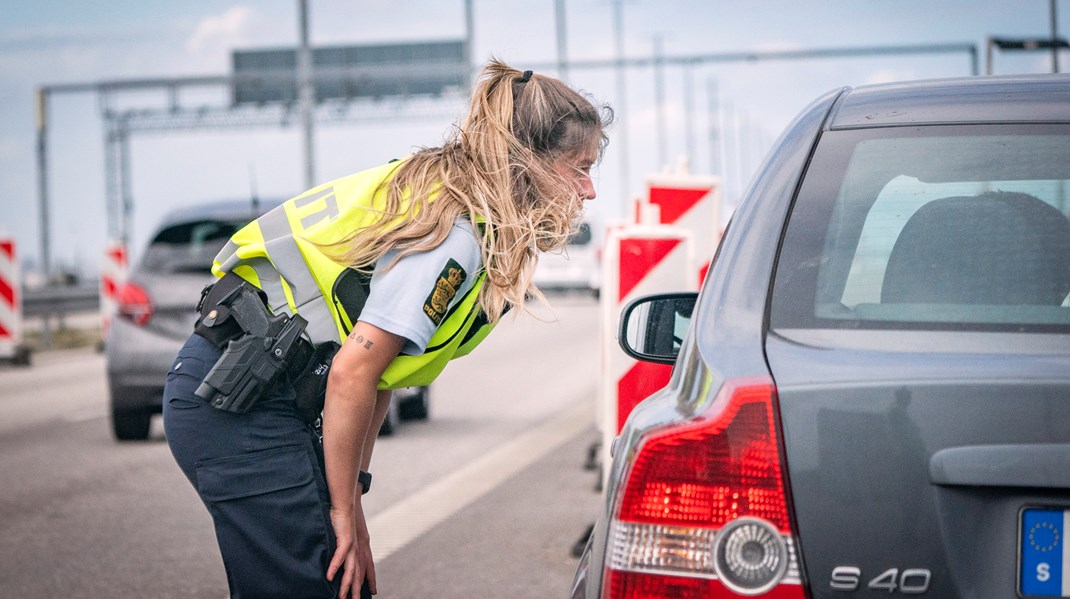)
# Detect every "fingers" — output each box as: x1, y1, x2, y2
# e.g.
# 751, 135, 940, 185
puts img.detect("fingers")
326, 540, 349, 582
327, 508, 354, 583
340, 552, 357, 599
330, 542, 367, 599
366, 560, 378, 595
328, 508, 375, 597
